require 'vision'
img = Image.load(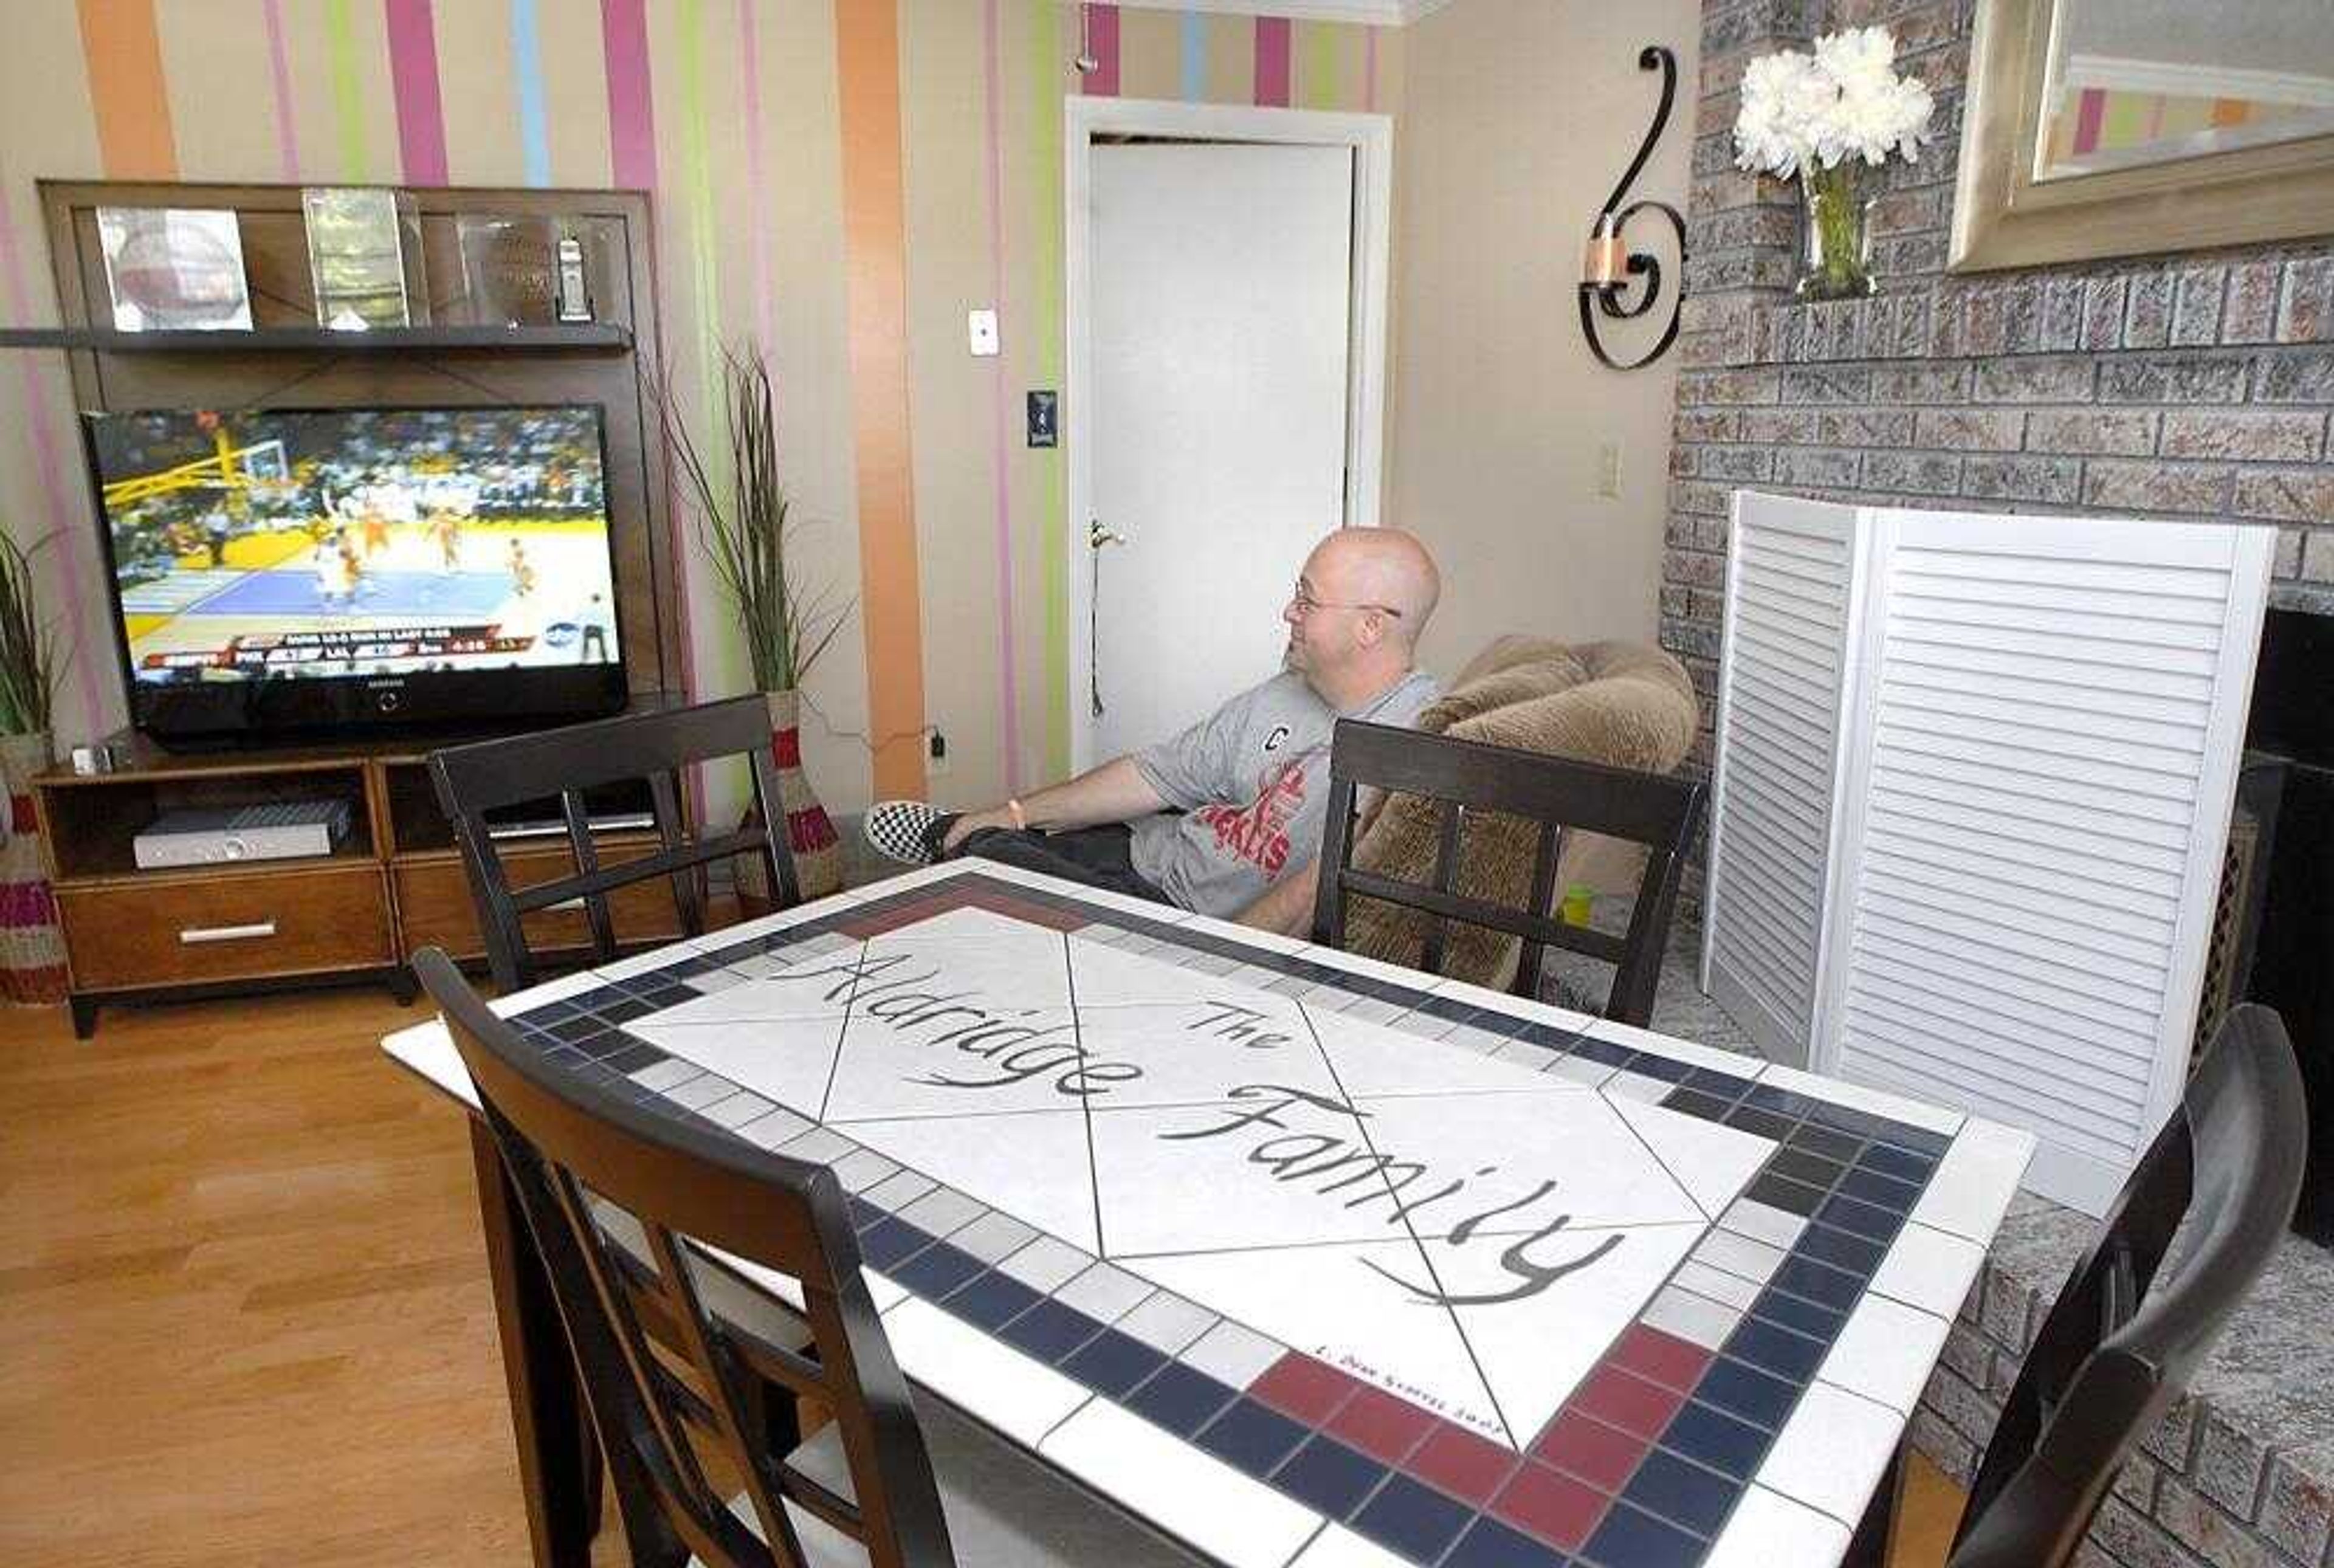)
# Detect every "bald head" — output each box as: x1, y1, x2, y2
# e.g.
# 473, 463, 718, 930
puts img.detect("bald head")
1284, 528, 1441, 706
1318, 527, 1441, 649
